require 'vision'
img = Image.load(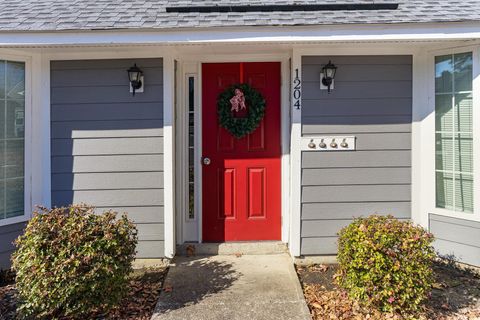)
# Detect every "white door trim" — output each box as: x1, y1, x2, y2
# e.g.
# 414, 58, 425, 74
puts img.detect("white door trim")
163, 54, 176, 258
175, 53, 292, 246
